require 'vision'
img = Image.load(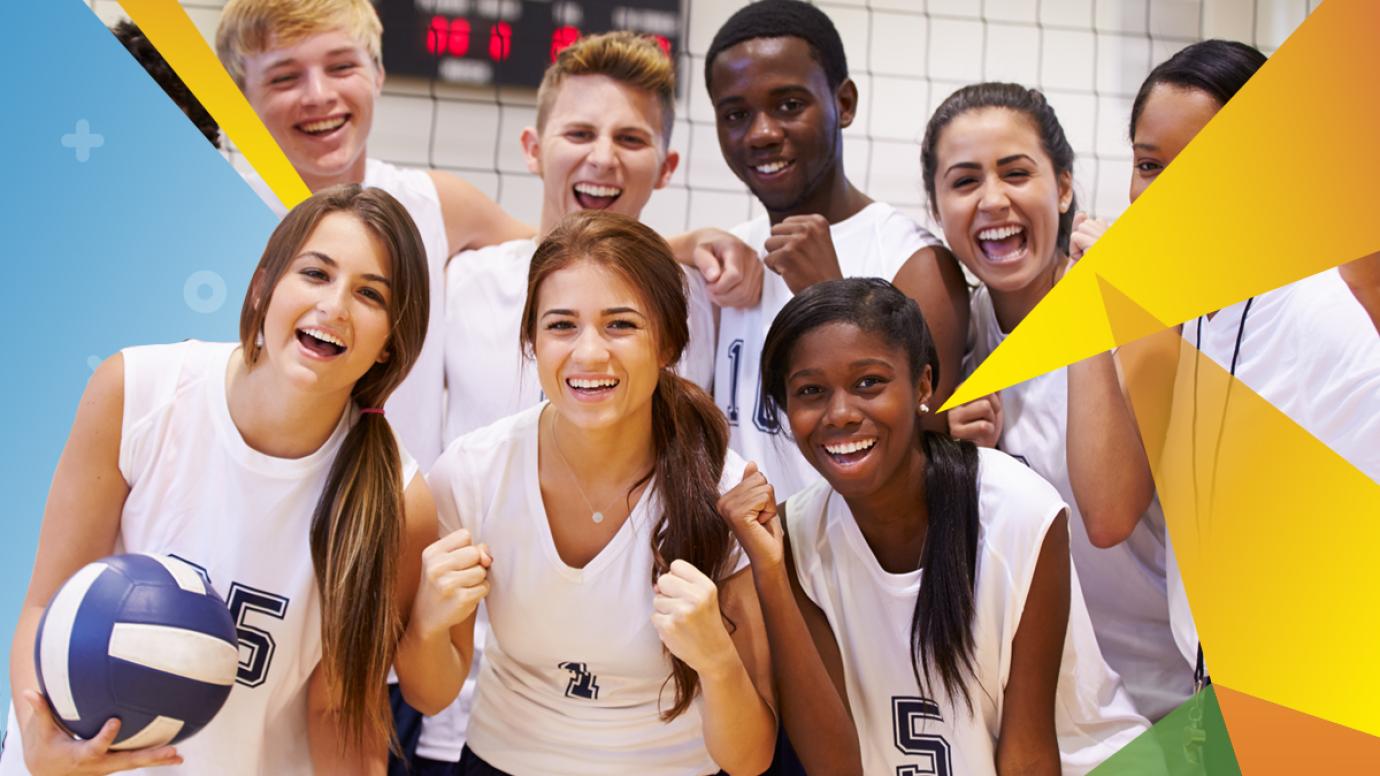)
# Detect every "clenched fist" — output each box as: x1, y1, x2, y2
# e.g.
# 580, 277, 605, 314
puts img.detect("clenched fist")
411, 528, 492, 639
763, 214, 843, 294
715, 462, 783, 569
651, 560, 736, 676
